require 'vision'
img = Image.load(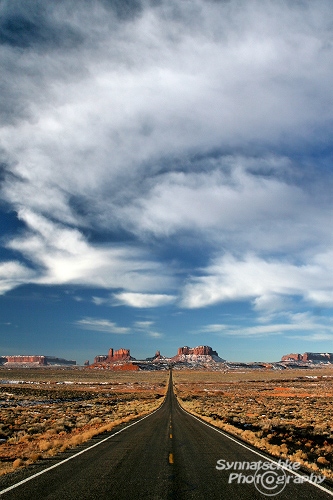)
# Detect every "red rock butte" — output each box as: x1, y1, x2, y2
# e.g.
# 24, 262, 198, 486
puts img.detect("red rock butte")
94, 348, 132, 364
177, 345, 219, 357
281, 352, 333, 362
